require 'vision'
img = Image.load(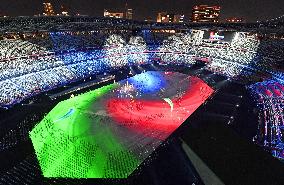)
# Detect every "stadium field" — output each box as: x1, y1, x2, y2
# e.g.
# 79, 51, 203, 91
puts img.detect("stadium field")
30, 71, 214, 178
